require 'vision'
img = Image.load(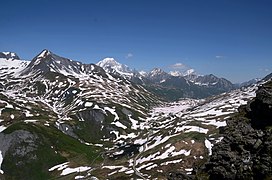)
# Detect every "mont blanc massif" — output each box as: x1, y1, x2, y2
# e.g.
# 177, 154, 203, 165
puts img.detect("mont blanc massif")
0, 50, 271, 179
